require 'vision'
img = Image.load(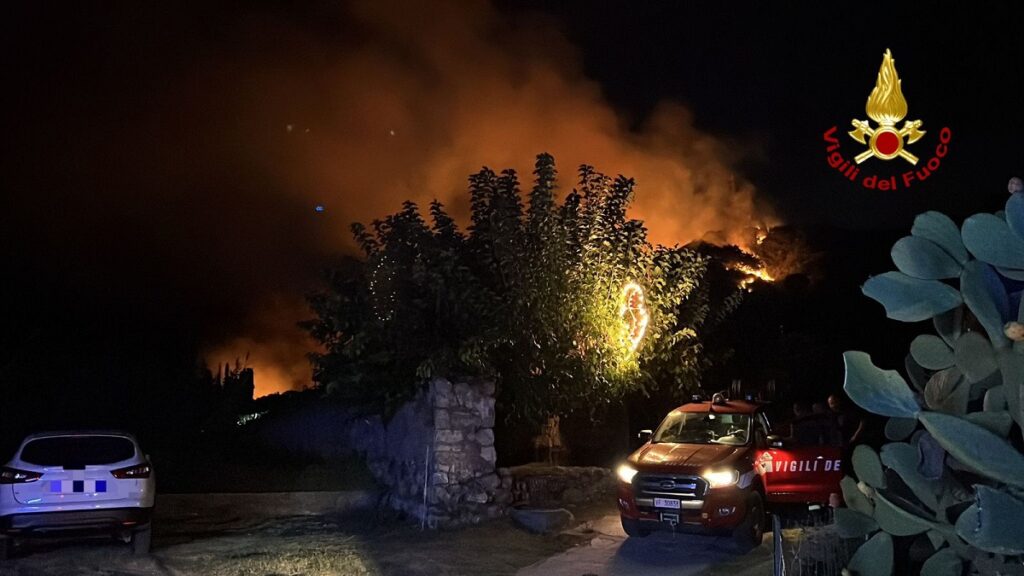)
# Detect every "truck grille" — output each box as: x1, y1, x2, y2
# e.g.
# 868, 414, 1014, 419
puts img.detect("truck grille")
633, 473, 707, 501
